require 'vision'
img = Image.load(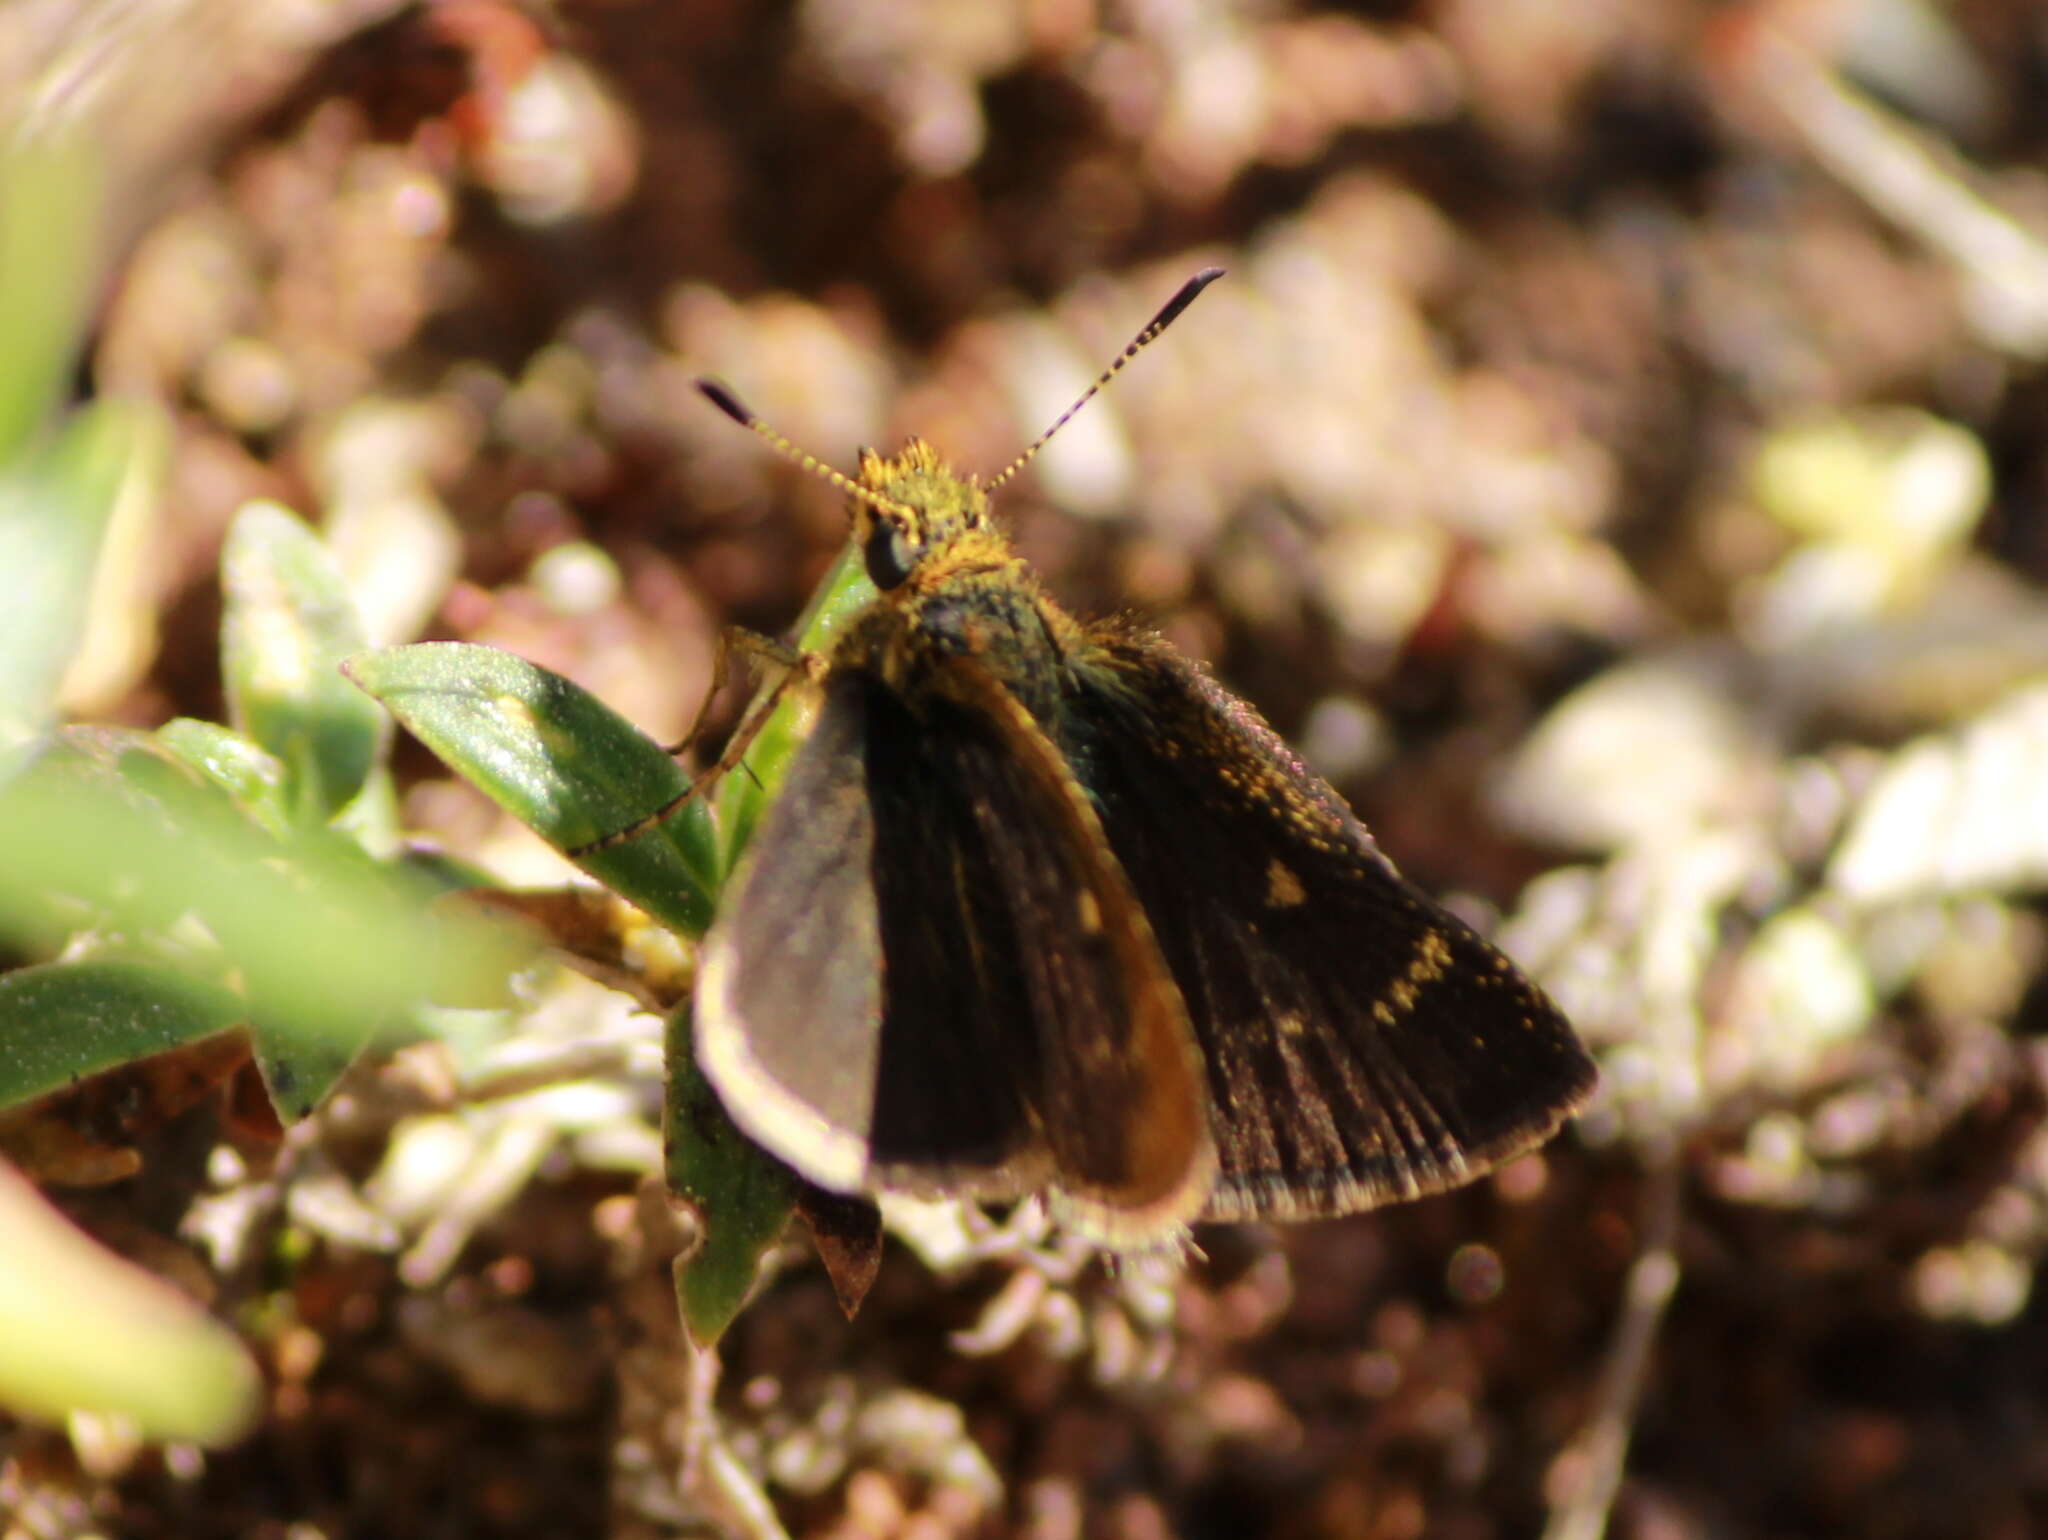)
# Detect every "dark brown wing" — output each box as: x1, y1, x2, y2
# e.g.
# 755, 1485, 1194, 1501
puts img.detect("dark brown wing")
696, 660, 1213, 1243
1059, 627, 1596, 1220
695, 672, 899, 1193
